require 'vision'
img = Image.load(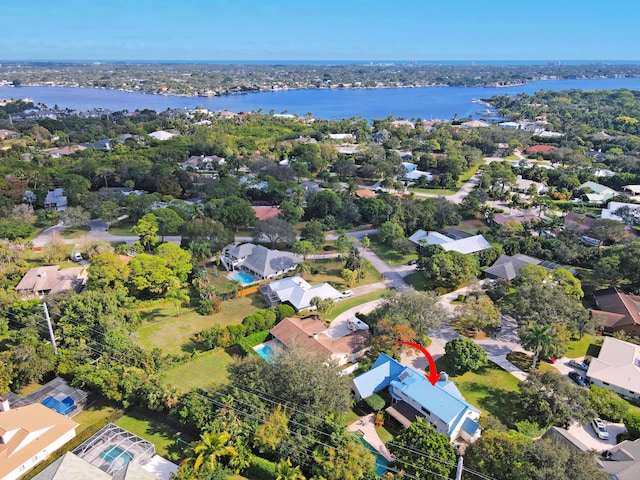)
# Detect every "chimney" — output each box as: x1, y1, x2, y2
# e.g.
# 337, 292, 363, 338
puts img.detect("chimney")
0, 398, 9, 412
311, 333, 318, 339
